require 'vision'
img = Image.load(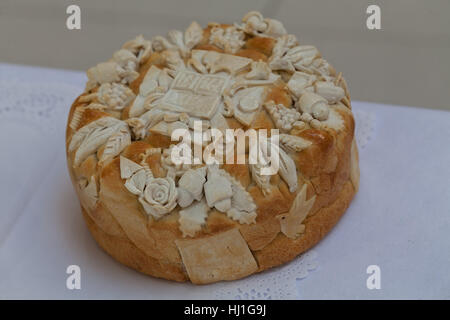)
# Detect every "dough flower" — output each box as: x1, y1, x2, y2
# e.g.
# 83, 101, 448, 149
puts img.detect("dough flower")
139, 177, 177, 219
